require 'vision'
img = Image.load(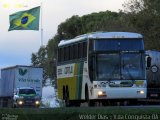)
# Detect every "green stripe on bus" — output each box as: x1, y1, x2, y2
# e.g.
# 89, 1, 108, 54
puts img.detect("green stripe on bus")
76, 62, 84, 99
